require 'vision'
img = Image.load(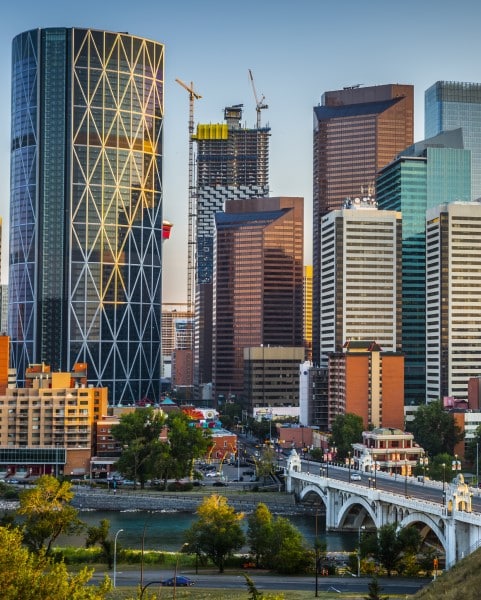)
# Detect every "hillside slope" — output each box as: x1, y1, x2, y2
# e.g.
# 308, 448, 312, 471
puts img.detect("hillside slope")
412, 547, 481, 600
